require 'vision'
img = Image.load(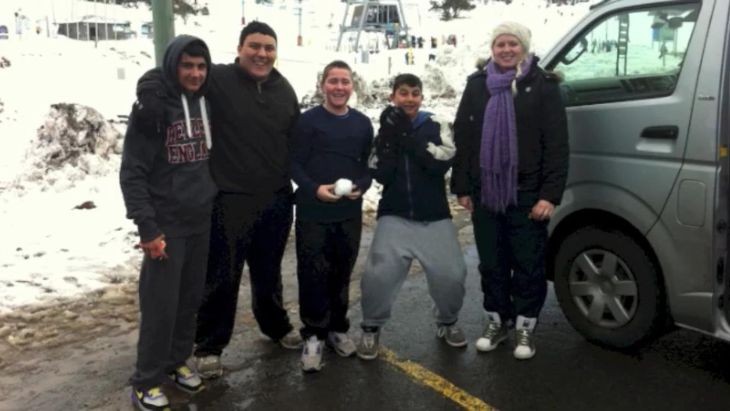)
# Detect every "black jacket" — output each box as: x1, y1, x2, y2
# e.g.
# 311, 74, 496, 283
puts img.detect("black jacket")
451, 58, 569, 205
120, 35, 216, 242
206, 61, 299, 194
136, 60, 299, 196
371, 111, 455, 222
